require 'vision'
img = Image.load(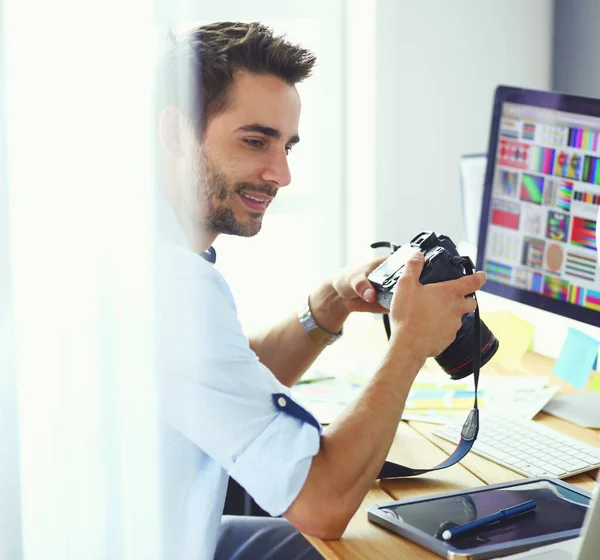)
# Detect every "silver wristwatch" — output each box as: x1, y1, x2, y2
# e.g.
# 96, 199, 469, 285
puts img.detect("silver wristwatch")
298, 300, 343, 346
